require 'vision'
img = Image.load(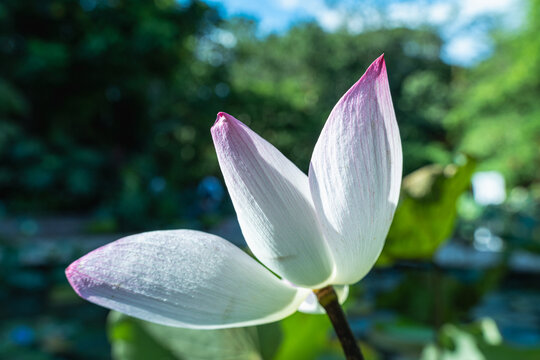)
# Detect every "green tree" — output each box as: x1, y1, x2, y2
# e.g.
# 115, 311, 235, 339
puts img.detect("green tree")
0, 1, 459, 229
0, 0, 227, 226
445, 0, 540, 186
225, 21, 455, 175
